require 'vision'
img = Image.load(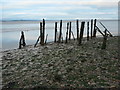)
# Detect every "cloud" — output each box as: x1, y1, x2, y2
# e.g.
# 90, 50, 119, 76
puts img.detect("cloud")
2, 0, 118, 9
1, 0, 118, 20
